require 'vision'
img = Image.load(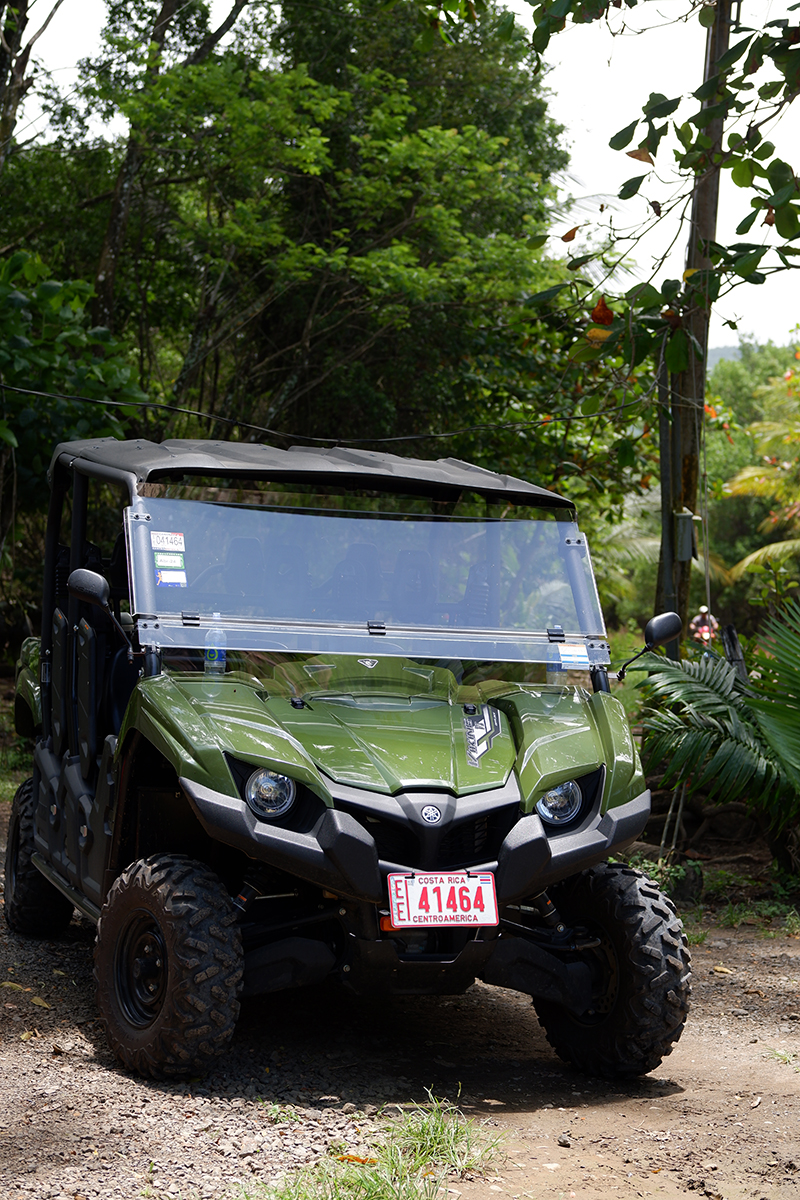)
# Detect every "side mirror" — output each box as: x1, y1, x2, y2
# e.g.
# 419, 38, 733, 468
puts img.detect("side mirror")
644, 611, 682, 649
68, 568, 110, 609
67, 568, 133, 651
617, 610, 683, 681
